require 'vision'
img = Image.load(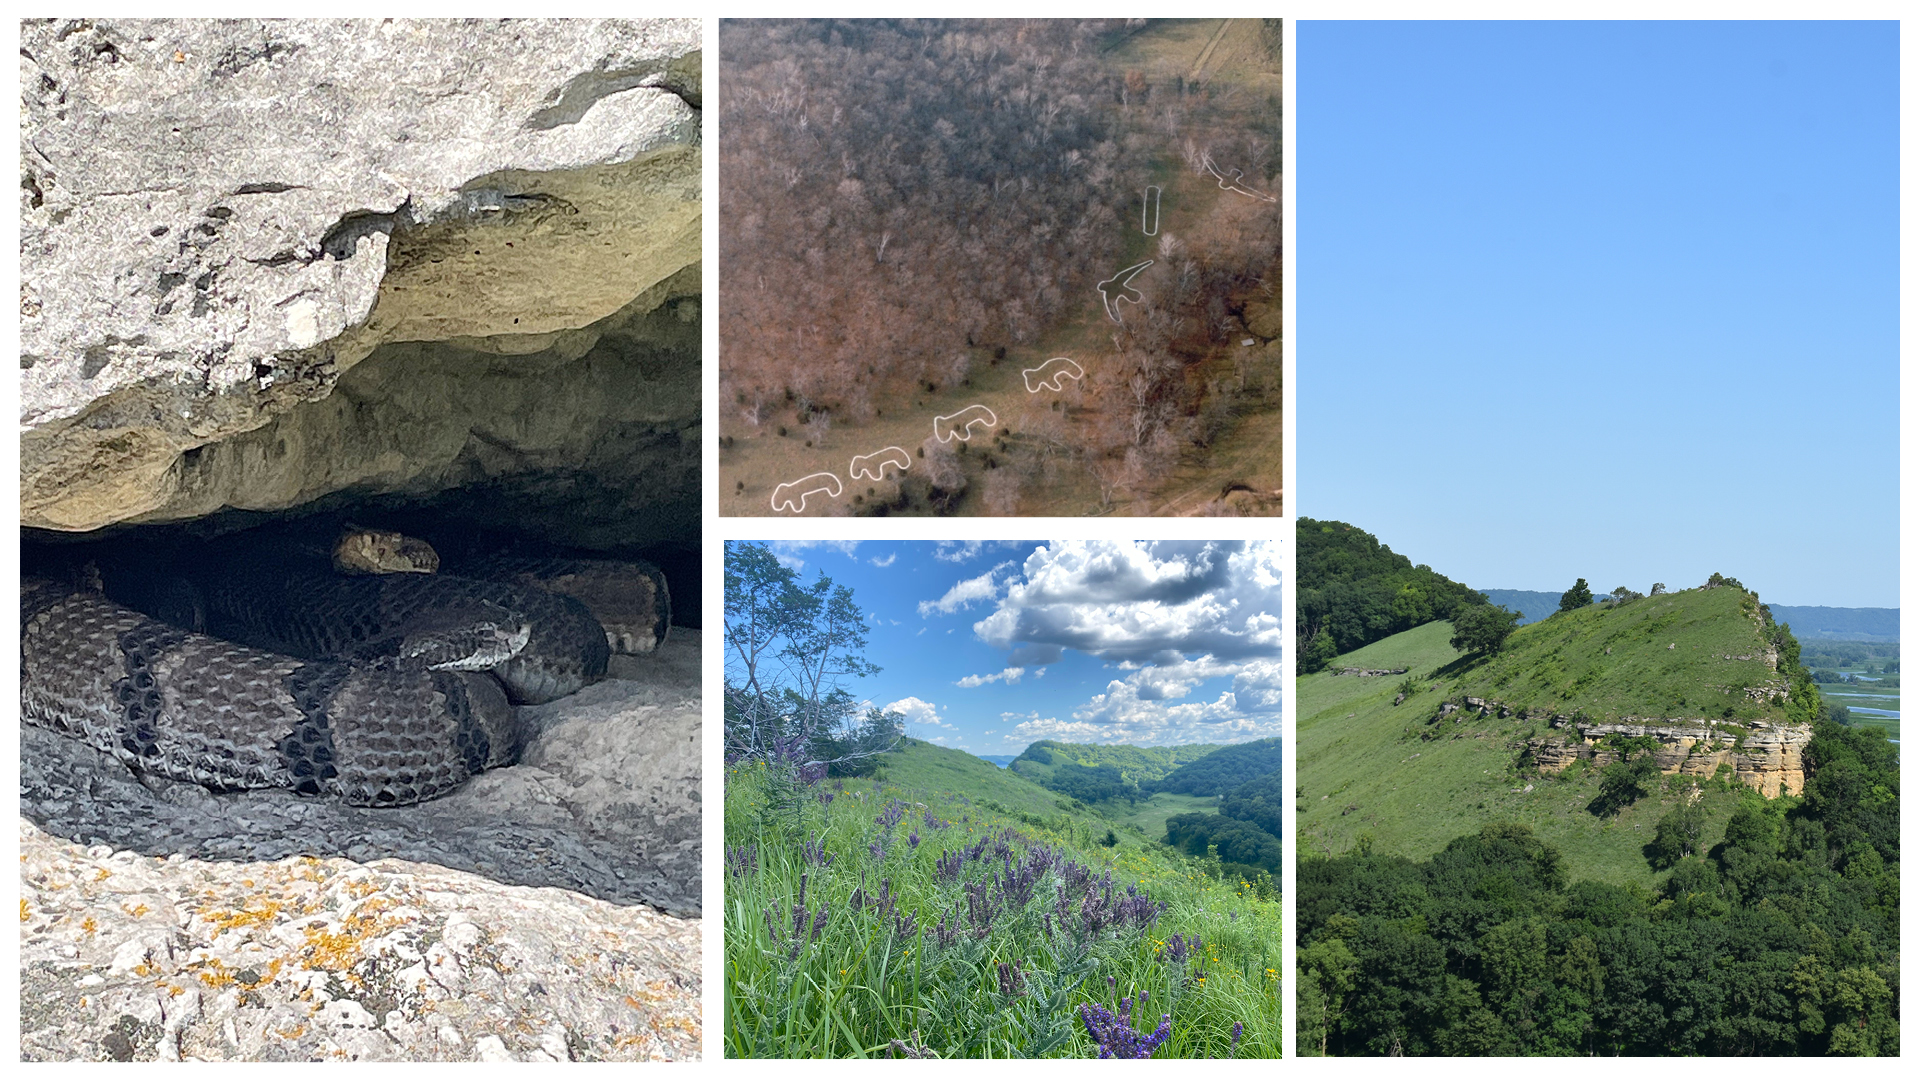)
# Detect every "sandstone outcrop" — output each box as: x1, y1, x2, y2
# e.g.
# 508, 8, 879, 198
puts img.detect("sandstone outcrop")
1523, 718, 1810, 798
20, 18, 700, 533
